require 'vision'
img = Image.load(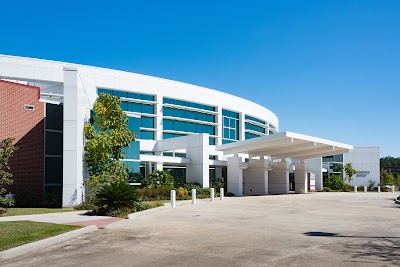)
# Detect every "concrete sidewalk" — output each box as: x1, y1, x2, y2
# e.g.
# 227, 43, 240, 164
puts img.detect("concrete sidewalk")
0, 211, 122, 227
